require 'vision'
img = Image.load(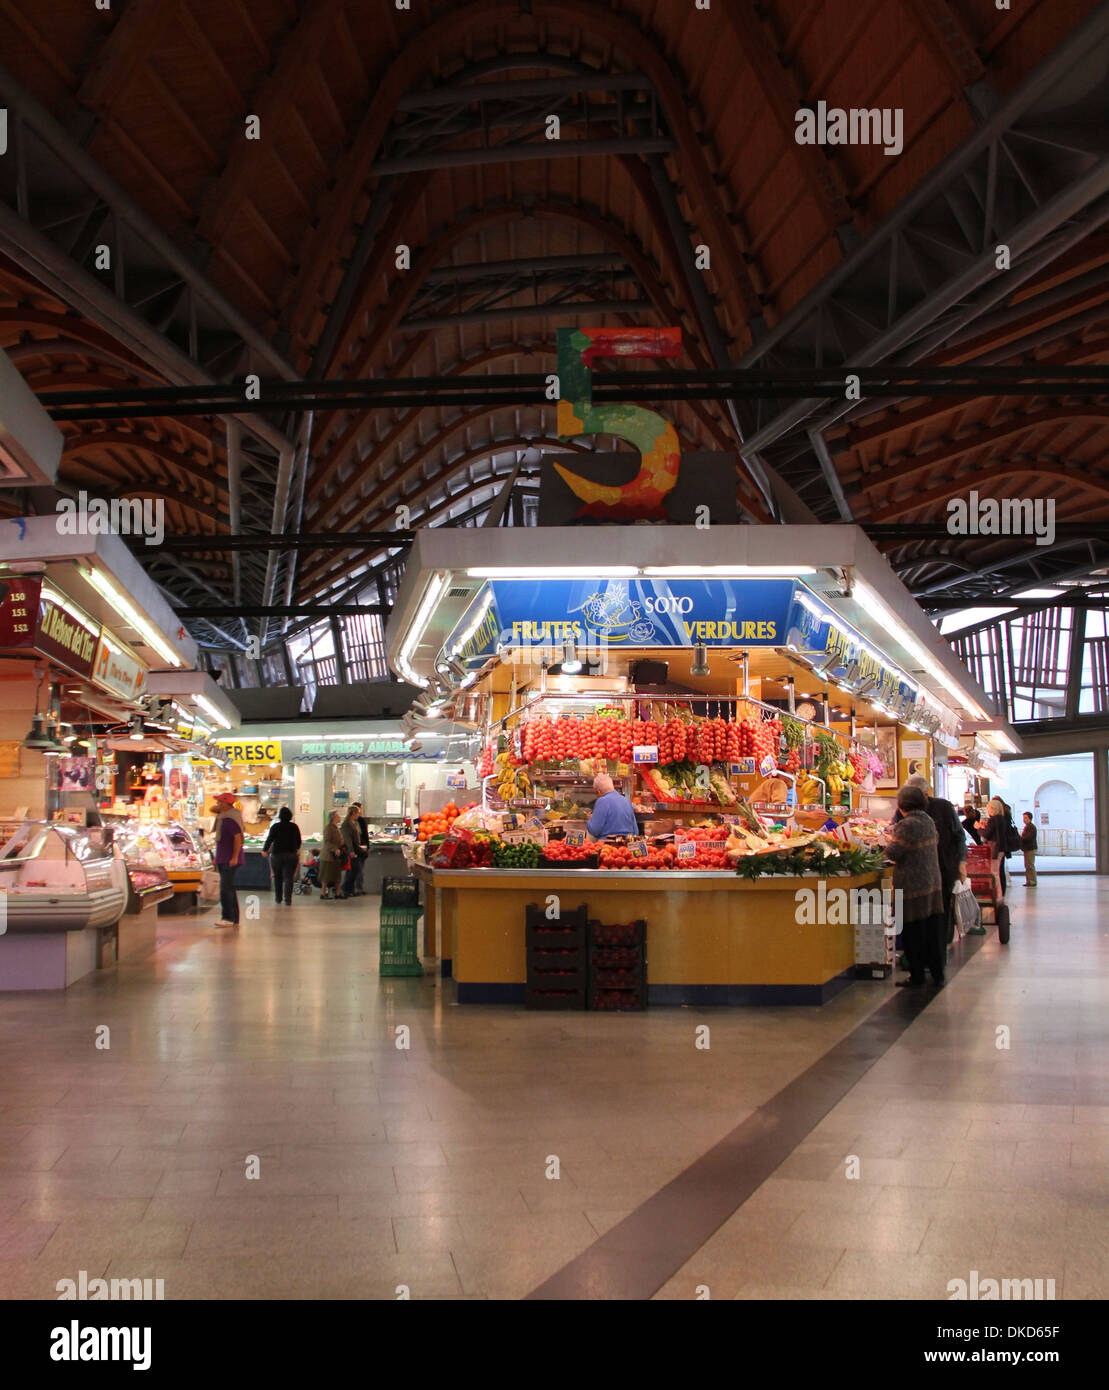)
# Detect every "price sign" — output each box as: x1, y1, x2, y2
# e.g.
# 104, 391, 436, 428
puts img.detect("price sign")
446, 773, 466, 788
676, 839, 697, 861
633, 745, 659, 764
759, 754, 778, 776
731, 759, 756, 775
565, 830, 586, 847
629, 838, 649, 858
699, 838, 728, 853
721, 813, 741, 825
